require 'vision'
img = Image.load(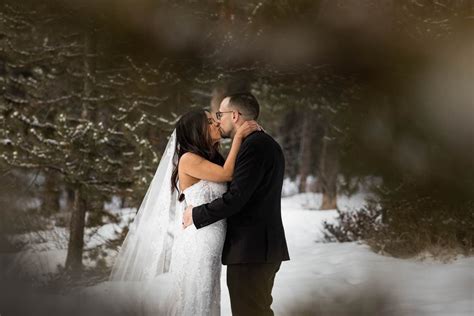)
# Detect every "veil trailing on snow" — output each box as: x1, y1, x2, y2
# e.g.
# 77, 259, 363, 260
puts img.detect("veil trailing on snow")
110, 130, 183, 281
